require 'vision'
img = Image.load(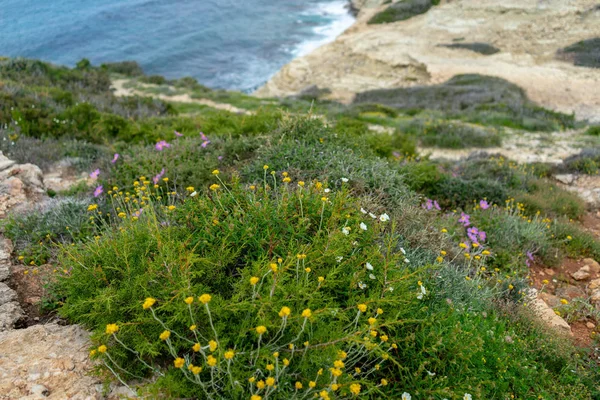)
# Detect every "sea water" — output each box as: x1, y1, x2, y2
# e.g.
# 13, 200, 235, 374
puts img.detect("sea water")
0, 0, 354, 91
